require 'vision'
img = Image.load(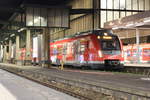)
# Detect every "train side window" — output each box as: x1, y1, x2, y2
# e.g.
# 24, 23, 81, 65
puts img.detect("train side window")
143, 49, 150, 57
73, 41, 78, 54
71, 46, 74, 53
58, 46, 62, 55
63, 43, 67, 55
80, 42, 89, 53
53, 47, 58, 55
80, 45, 85, 52
139, 49, 142, 56
127, 50, 131, 56
85, 41, 89, 49
132, 50, 137, 56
